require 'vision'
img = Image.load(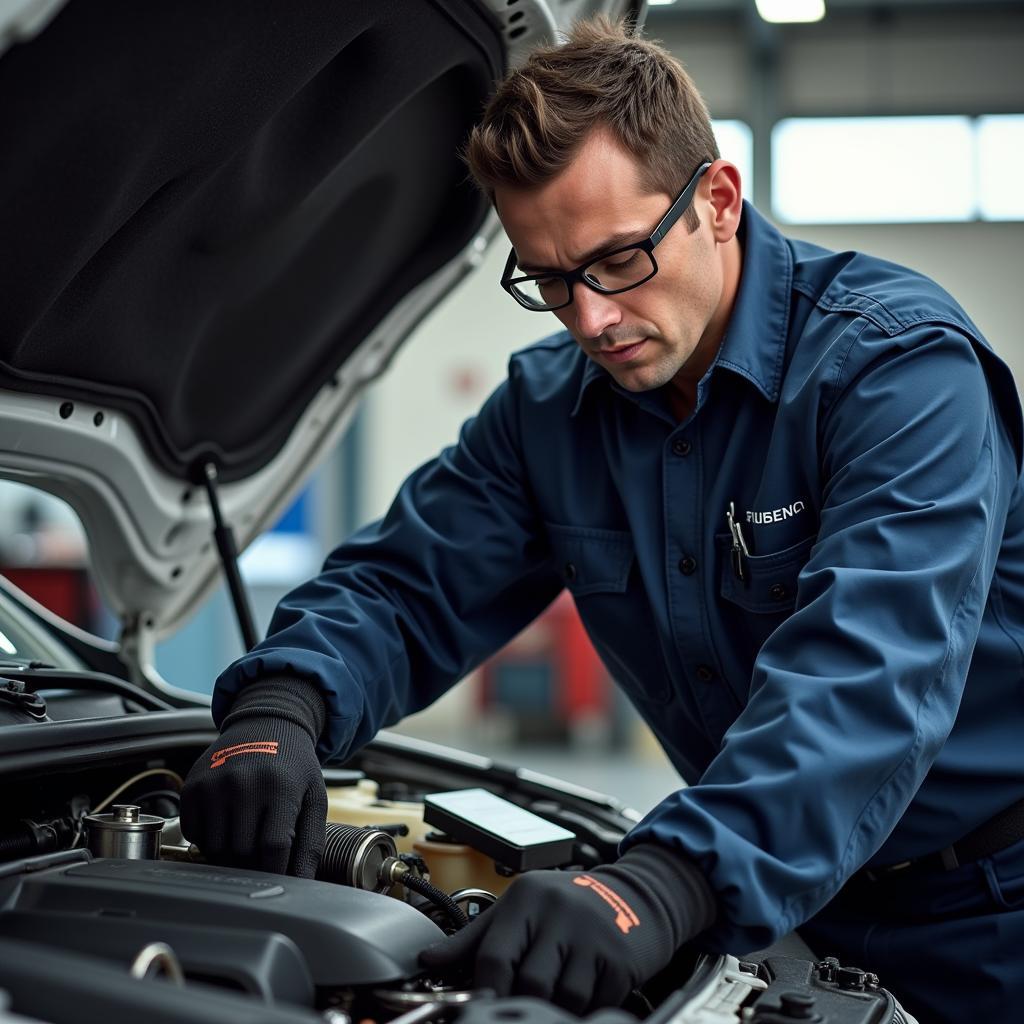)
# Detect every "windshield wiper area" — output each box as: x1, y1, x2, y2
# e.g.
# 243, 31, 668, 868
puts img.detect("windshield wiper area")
0, 678, 48, 722
0, 667, 173, 722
